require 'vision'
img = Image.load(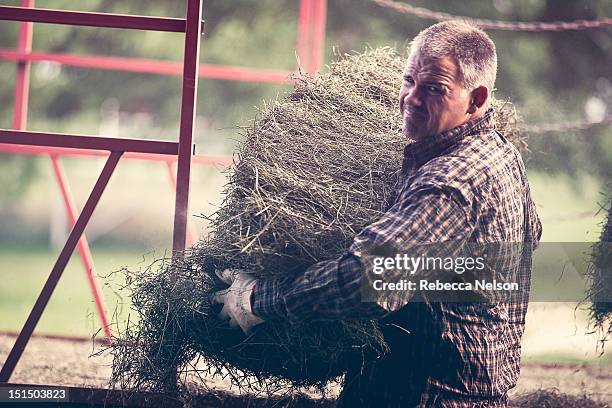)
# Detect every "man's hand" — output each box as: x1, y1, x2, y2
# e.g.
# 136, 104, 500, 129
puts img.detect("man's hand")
211, 269, 264, 334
